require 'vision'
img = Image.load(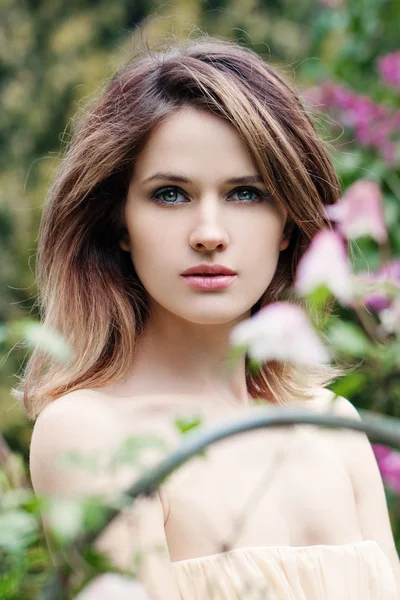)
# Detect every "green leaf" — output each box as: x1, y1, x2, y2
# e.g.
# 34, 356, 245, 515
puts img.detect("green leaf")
81, 499, 108, 534
45, 497, 83, 546
7, 320, 74, 364
305, 285, 334, 324
175, 414, 207, 458
109, 435, 168, 469
330, 372, 368, 398
174, 415, 207, 459
23, 323, 74, 364
0, 489, 37, 512
80, 547, 113, 572
326, 321, 372, 358
0, 510, 38, 551
174, 414, 203, 436
56, 450, 99, 473
225, 343, 248, 371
